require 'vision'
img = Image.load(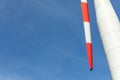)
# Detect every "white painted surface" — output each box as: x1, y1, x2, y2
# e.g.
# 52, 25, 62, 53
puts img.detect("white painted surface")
81, 0, 87, 3
84, 22, 92, 43
94, 0, 120, 80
